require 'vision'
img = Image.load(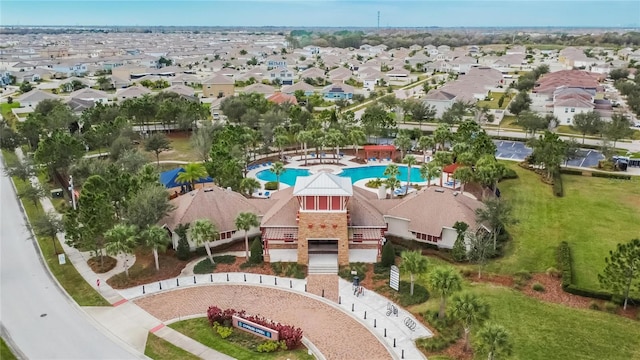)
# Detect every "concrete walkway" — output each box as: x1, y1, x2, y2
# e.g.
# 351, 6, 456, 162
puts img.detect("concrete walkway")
14, 148, 233, 360
116, 272, 432, 360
